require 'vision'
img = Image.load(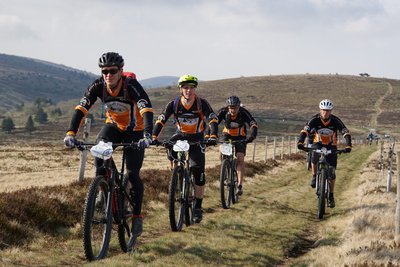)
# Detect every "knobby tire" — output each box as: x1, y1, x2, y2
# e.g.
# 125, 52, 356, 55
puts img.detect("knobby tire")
231, 159, 239, 204
82, 175, 112, 261
184, 168, 195, 226
220, 159, 231, 209
317, 170, 327, 219
169, 166, 185, 231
